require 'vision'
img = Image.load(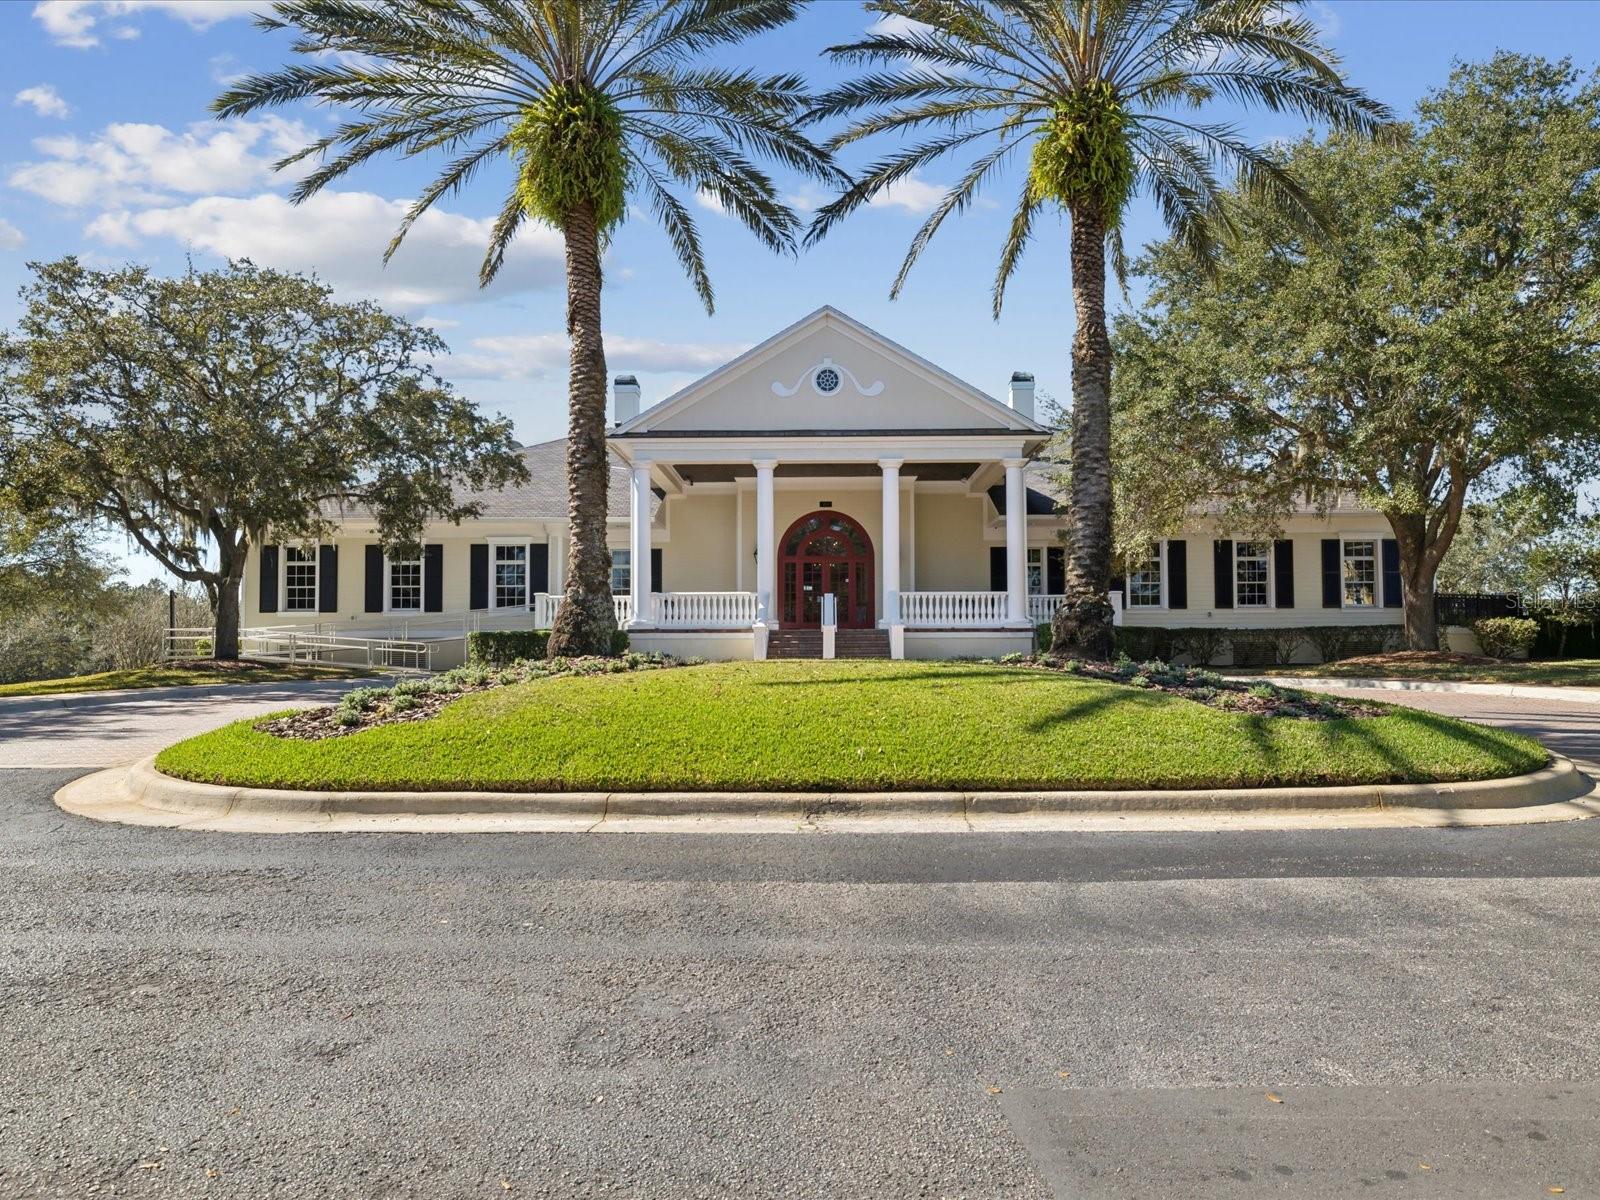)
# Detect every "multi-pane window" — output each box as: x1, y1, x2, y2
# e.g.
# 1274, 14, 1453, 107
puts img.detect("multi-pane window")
285, 546, 318, 611
389, 555, 422, 611
494, 544, 527, 609
1026, 548, 1044, 596
1343, 539, 1377, 607
611, 549, 631, 595
1128, 543, 1163, 607
1235, 541, 1270, 607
